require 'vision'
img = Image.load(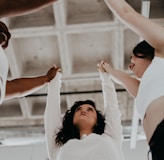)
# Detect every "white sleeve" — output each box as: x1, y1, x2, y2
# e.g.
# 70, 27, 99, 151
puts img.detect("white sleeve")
0, 46, 8, 105
44, 72, 62, 160
100, 72, 122, 145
